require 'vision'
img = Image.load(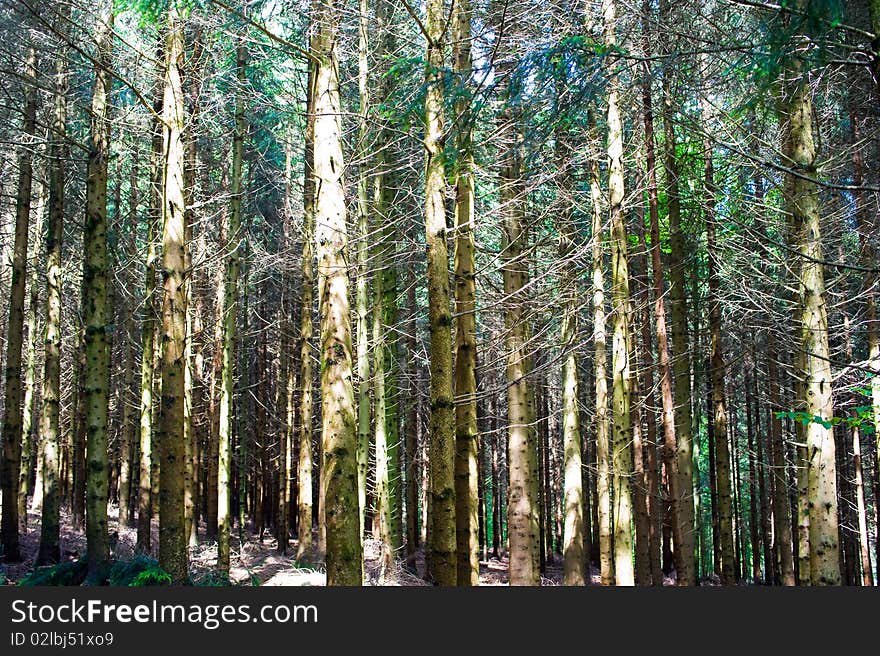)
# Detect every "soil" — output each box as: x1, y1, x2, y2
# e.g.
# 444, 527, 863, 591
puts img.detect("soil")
2, 504, 569, 586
